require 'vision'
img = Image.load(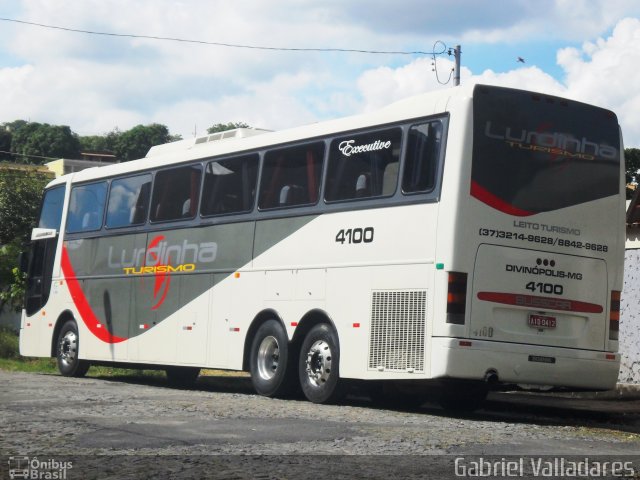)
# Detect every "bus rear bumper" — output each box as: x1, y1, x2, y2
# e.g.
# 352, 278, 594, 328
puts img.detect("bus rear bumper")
431, 337, 620, 391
